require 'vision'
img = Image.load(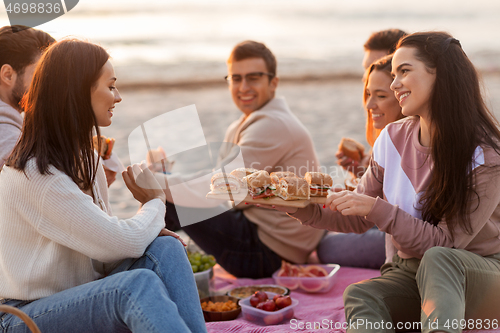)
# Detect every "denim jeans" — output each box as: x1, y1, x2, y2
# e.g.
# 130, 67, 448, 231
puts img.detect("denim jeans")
165, 202, 282, 279
0, 237, 207, 333
316, 227, 386, 269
